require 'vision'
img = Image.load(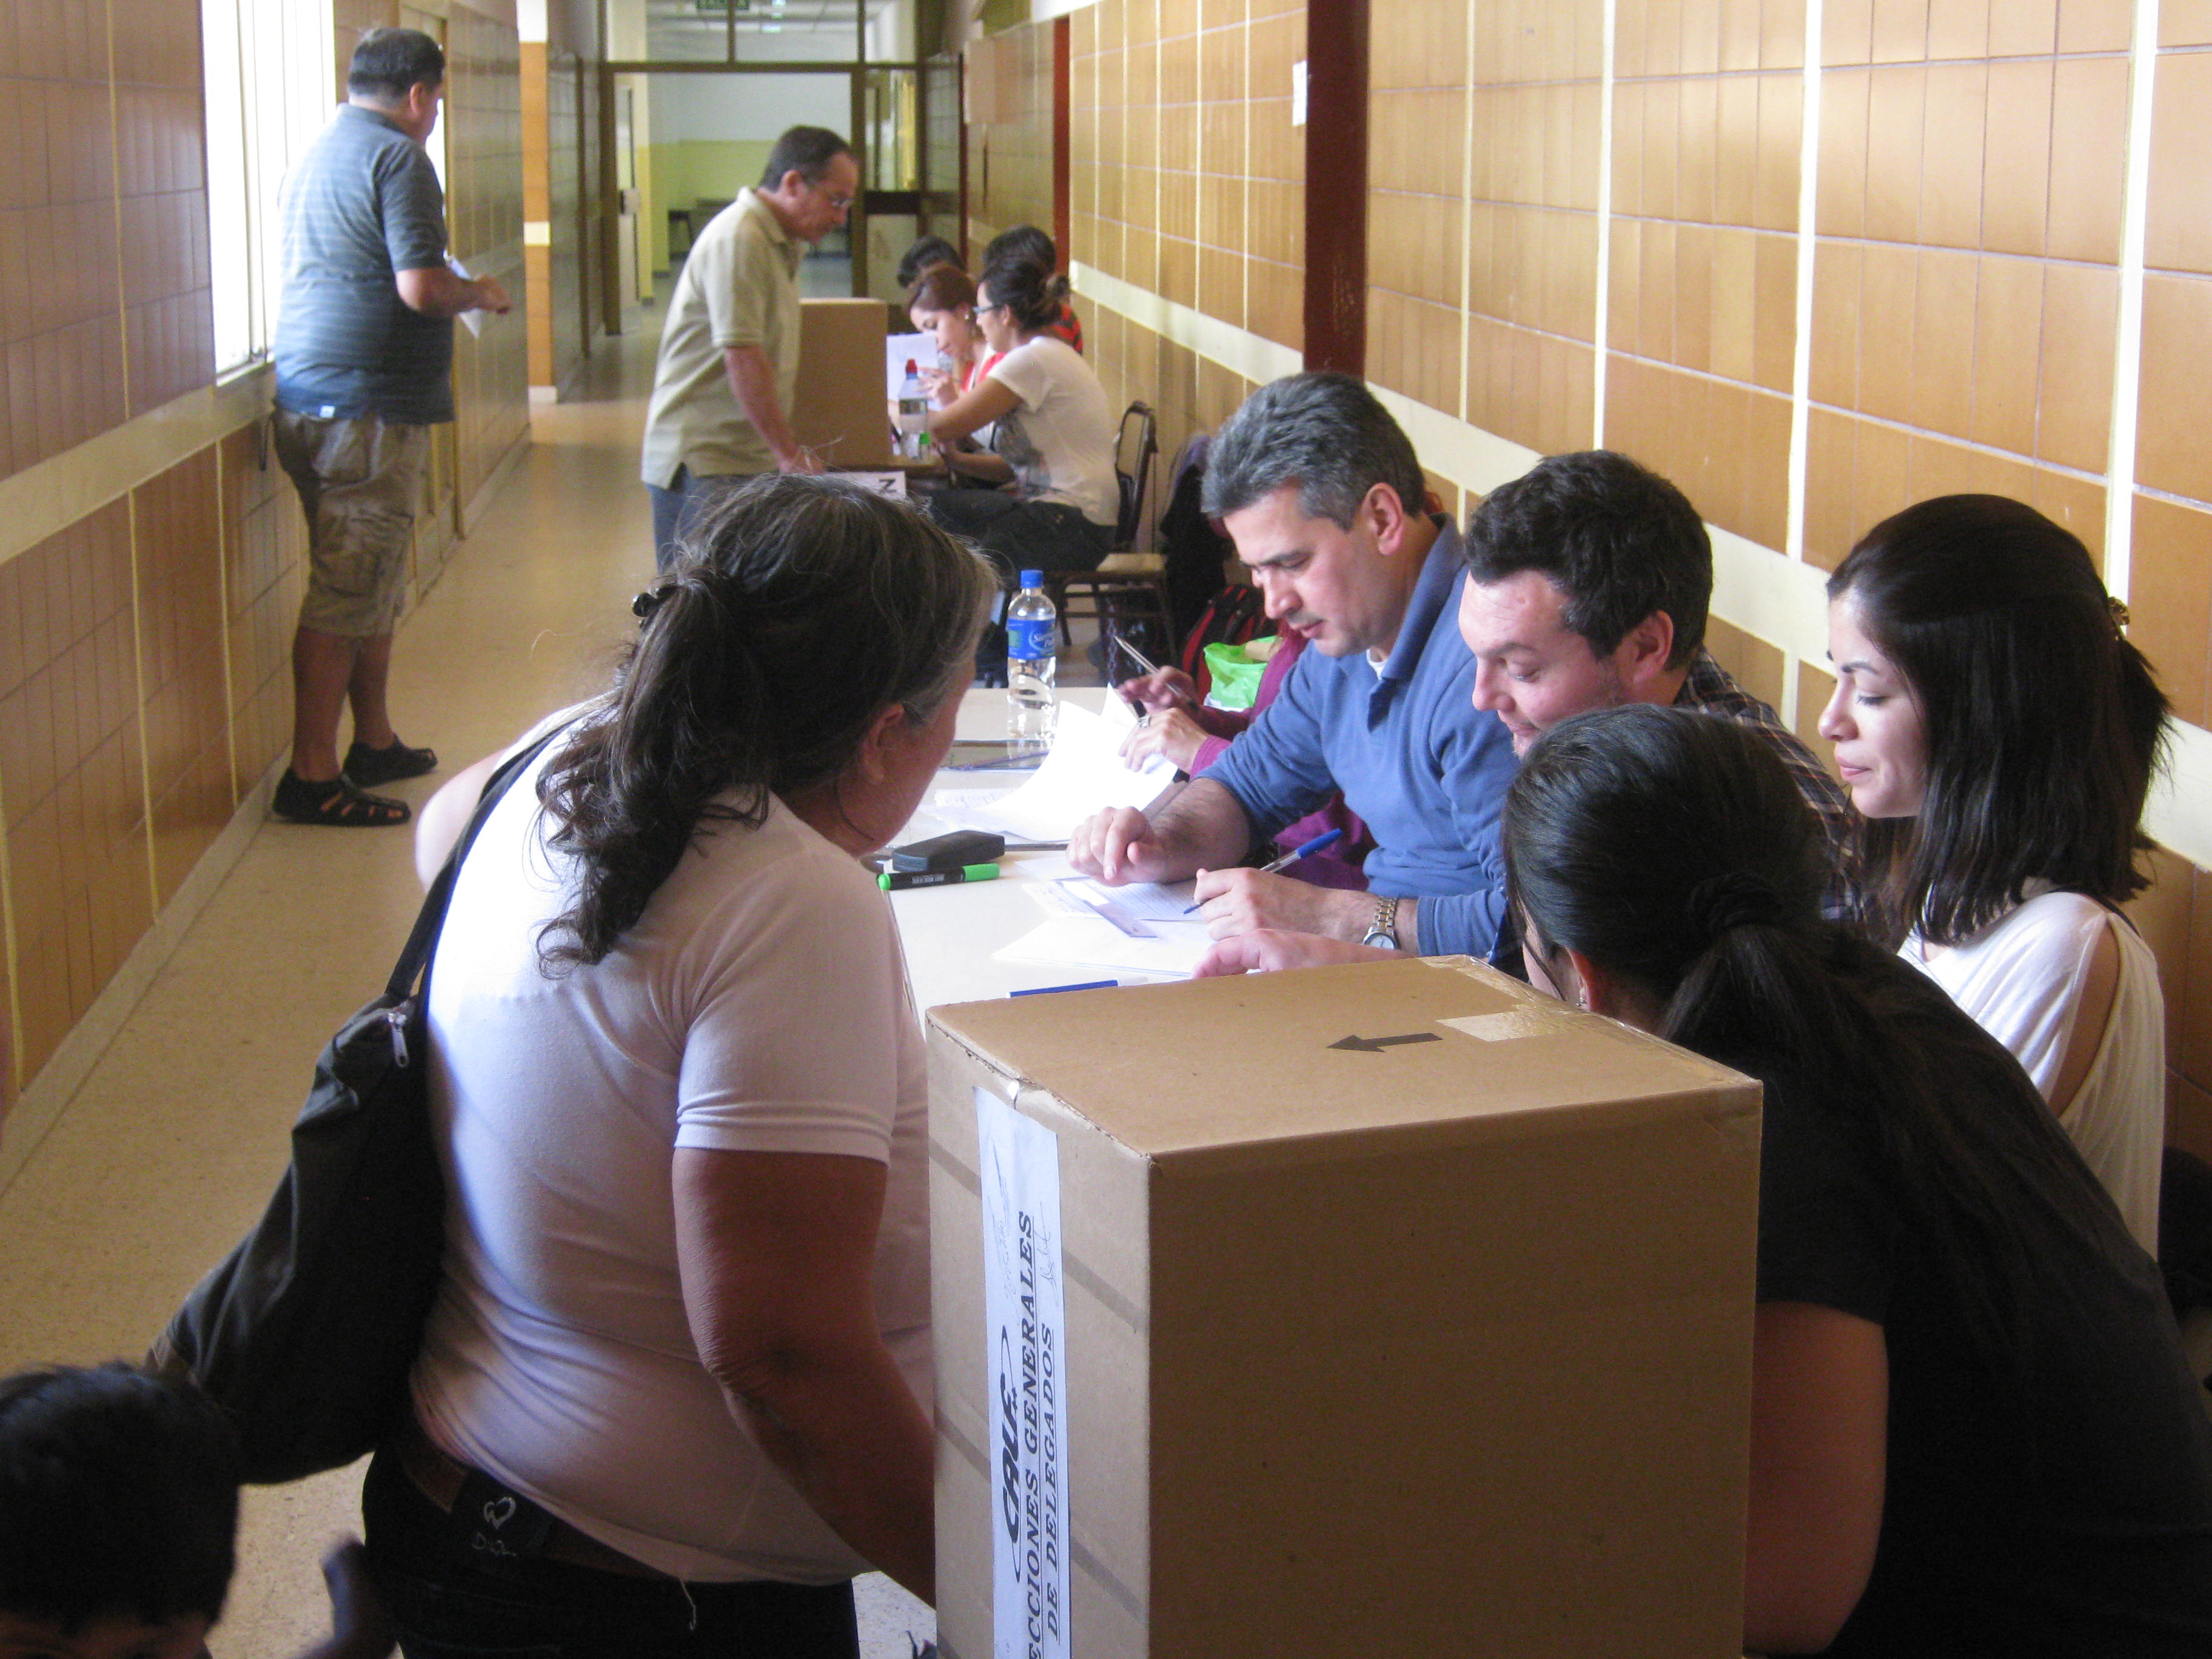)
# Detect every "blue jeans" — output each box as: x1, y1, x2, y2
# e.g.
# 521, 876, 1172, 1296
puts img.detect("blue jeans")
922, 492, 1111, 675
647, 468, 765, 575
361, 1450, 860, 1659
